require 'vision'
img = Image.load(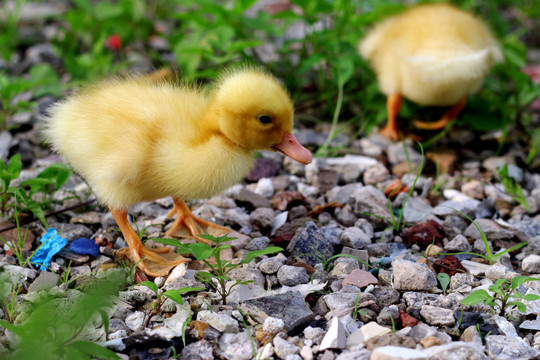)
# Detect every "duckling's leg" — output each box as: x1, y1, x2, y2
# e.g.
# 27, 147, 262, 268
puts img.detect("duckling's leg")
110, 207, 188, 277
380, 93, 402, 141
165, 199, 233, 244
414, 97, 467, 130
